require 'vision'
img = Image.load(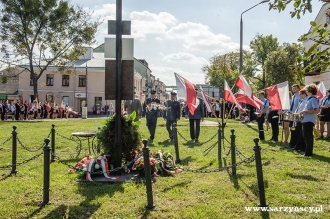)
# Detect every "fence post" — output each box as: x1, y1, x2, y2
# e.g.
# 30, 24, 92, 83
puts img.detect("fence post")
51, 124, 55, 162
42, 138, 51, 206
253, 138, 267, 207
11, 126, 18, 174
142, 139, 156, 210
172, 122, 181, 163
230, 129, 236, 176
218, 123, 222, 160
